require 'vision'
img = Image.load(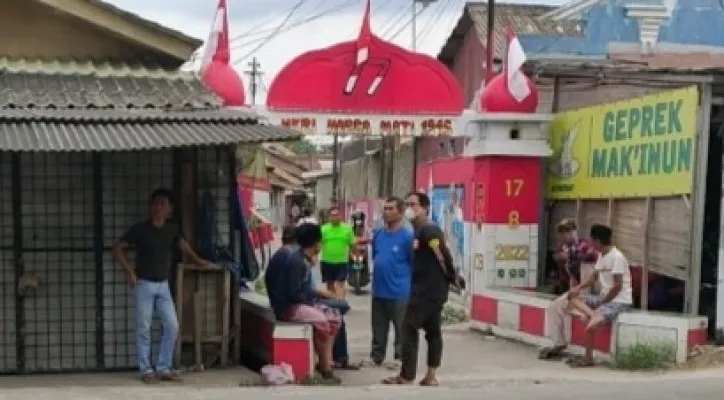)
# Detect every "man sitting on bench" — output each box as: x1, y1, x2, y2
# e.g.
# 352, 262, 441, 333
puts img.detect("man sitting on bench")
265, 223, 342, 382
540, 224, 633, 367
